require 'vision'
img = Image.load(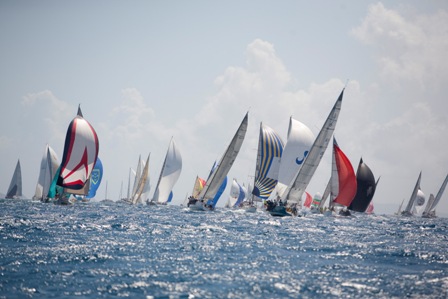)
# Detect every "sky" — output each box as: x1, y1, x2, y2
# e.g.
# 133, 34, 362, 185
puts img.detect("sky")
1, 1, 447, 216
